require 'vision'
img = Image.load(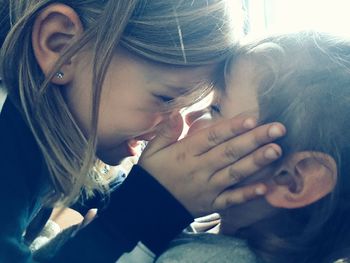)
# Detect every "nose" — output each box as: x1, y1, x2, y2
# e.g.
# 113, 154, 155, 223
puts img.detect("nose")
186, 110, 214, 136
185, 109, 209, 126
156, 111, 172, 126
